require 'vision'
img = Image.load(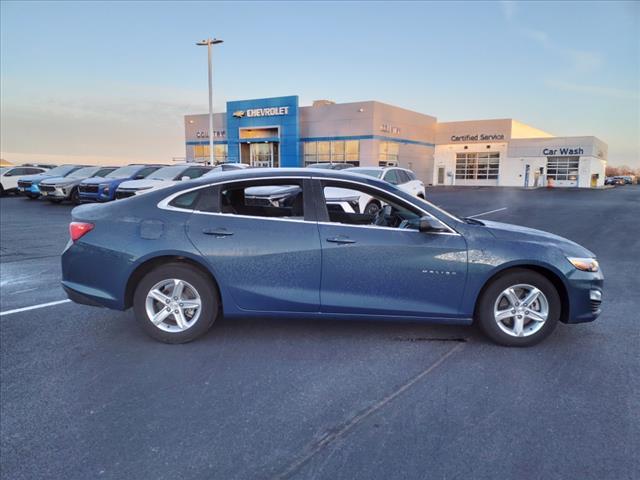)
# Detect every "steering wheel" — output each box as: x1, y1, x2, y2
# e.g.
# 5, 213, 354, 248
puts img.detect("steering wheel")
373, 205, 394, 226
